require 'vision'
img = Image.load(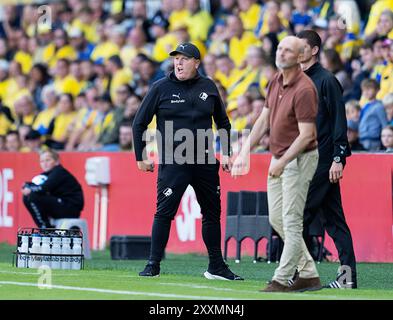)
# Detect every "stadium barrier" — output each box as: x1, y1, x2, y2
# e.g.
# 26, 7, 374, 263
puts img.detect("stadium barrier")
0, 152, 392, 262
